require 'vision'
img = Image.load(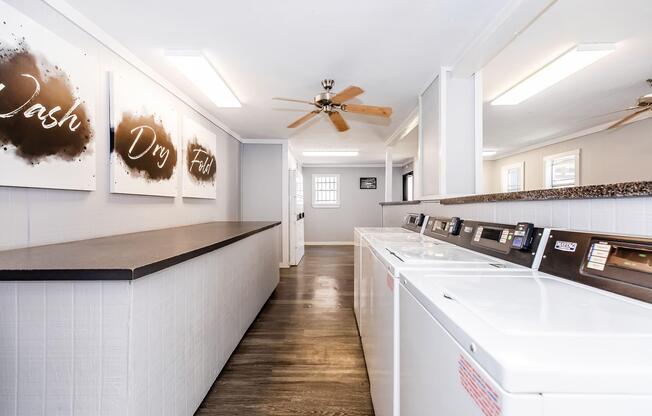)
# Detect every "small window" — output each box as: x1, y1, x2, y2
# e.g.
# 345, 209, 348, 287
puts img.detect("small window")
544, 150, 580, 189
312, 174, 340, 208
501, 162, 524, 192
